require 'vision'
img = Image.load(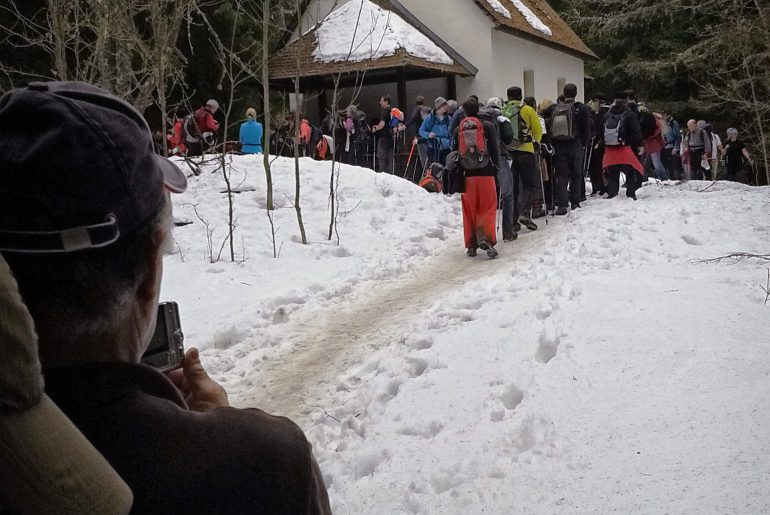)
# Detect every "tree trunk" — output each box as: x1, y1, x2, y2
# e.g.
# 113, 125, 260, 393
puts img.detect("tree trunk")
262, 0, 274, 212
